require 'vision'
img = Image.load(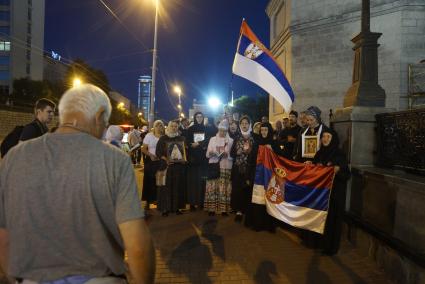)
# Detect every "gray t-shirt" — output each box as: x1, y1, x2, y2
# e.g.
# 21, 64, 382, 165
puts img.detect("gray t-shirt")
0, 132, 144, 281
